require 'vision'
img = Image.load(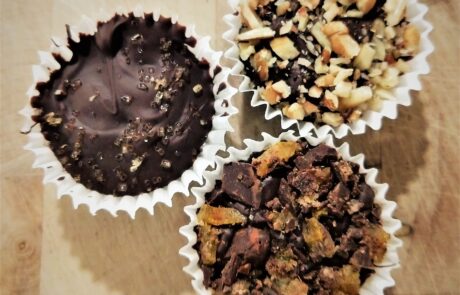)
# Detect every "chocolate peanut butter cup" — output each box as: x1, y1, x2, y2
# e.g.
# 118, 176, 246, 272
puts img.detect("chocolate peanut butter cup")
22, 10, 234, 216
180, 133, 401, 294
